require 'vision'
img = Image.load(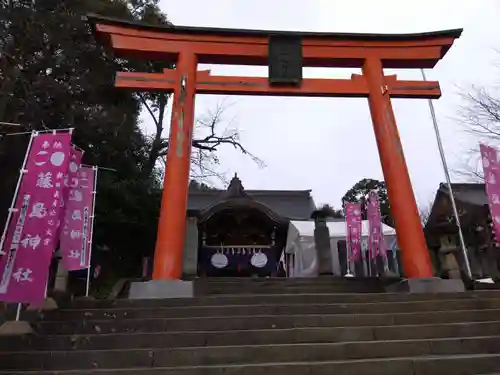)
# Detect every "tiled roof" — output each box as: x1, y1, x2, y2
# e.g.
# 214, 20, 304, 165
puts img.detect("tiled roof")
87, 13, 462, 42
187, 189, 316, 220
425, 182, 487, 233
440, 183, 487, 206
